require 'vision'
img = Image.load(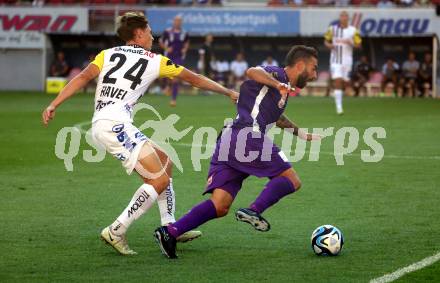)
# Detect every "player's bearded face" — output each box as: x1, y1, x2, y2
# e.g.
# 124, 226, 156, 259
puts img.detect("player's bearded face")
296, 69, 309, 89
296, 59, 317, 89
